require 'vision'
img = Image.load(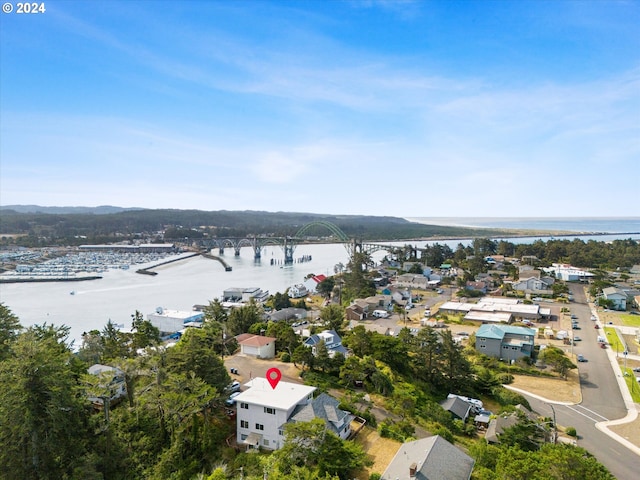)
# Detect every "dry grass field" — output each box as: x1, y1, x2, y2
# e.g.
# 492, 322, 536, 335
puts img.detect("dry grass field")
353, 427, 401, 480
509, 369, 582, 403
